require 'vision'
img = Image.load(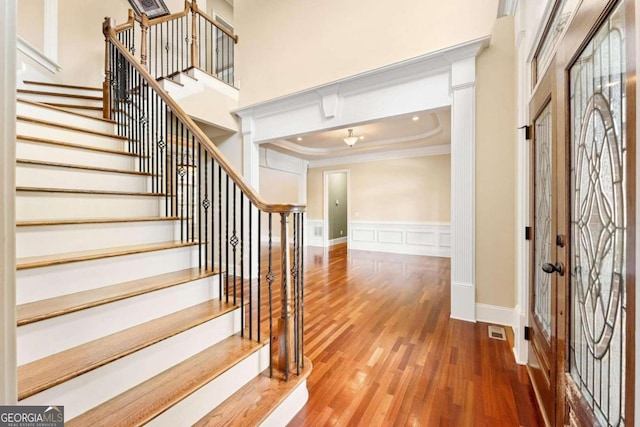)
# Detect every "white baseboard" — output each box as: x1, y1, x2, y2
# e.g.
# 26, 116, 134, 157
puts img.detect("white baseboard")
512, 304, 528, 365
475, 303, 515, 327
450, 281, 475, 322
328, 237, 347, 246
349, 221, 451, 257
